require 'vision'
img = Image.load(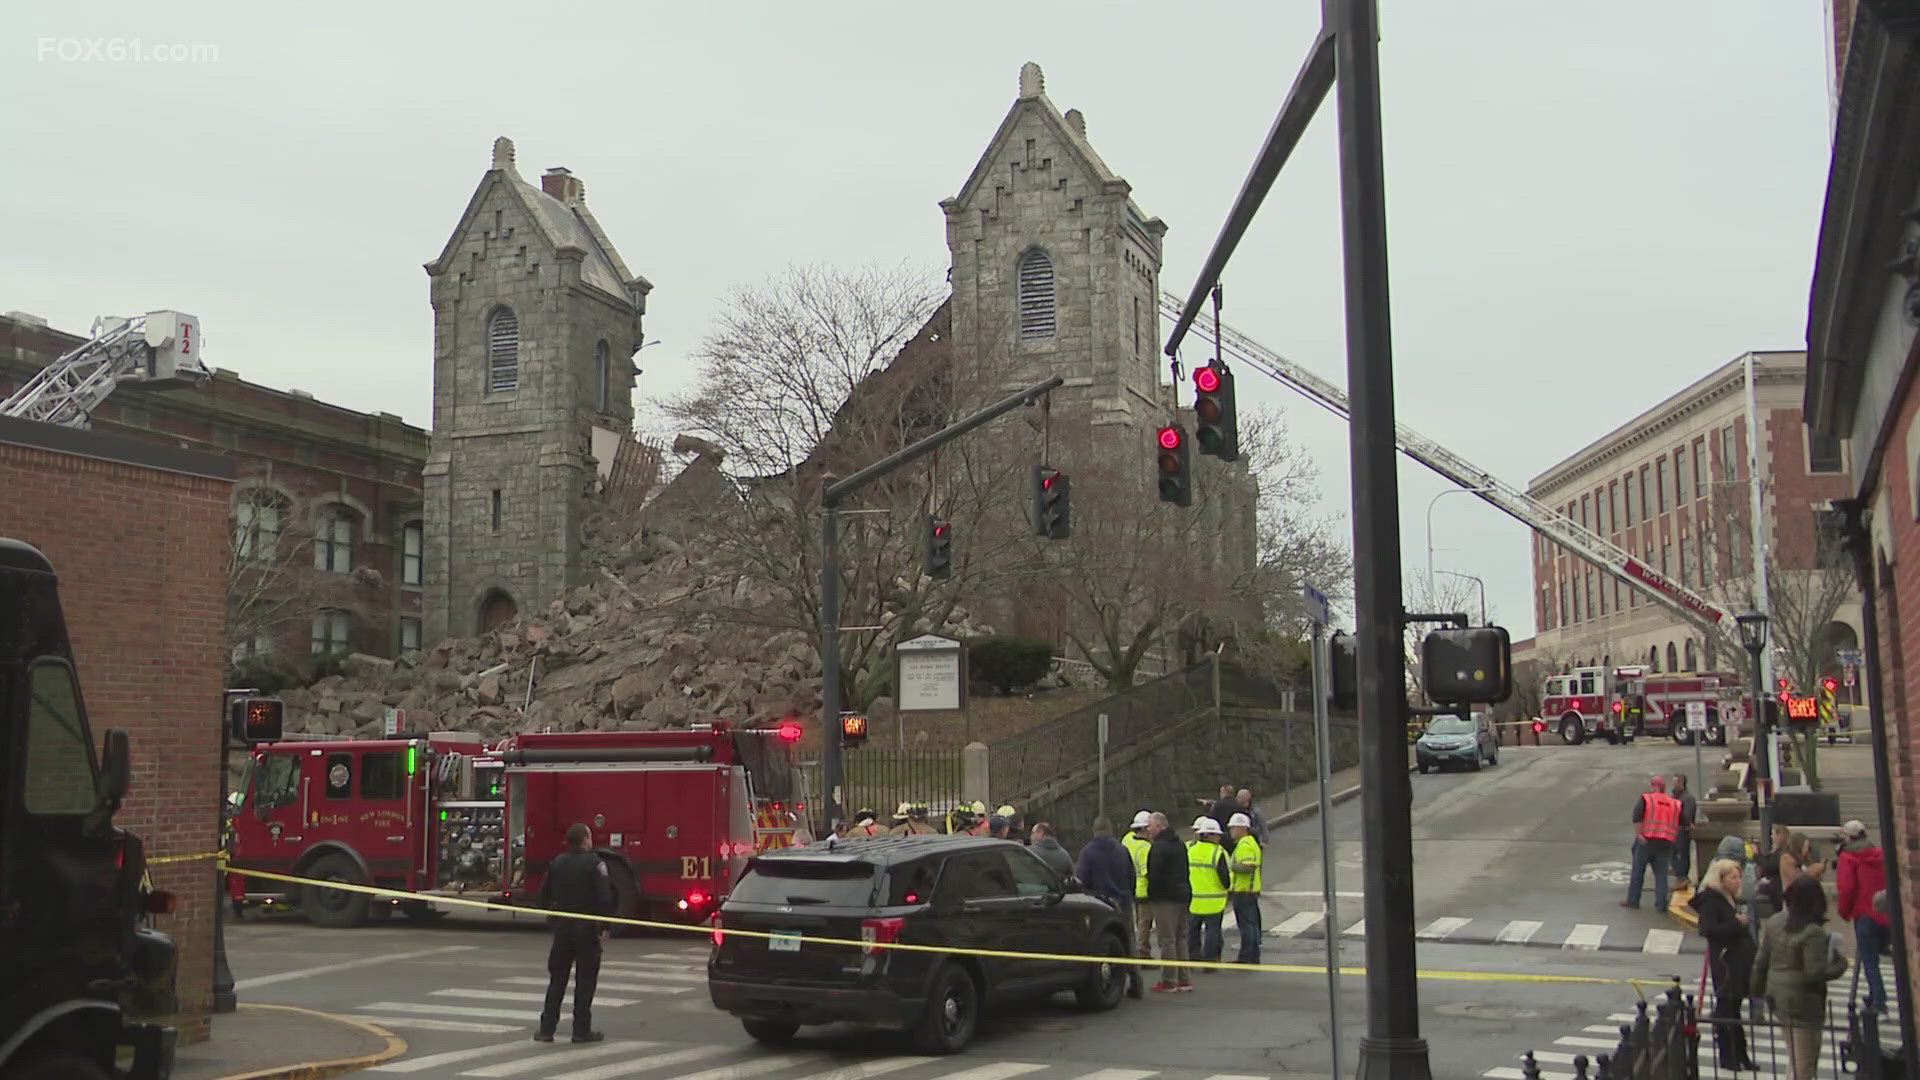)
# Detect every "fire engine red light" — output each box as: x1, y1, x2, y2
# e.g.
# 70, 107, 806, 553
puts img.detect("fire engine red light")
711, 914, 724, 948
1823, 678, 1838, 693
688, 890, 708, 906
776, 723, 802, 742
1195, 367, 1220, 393
1613, 701, 1623, 713
795, 803, 804, 811
904, 892, 920, 904
1532, 720, 1546, 734
1158, 427, 1182, 450
1569, 698, 1580, 710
